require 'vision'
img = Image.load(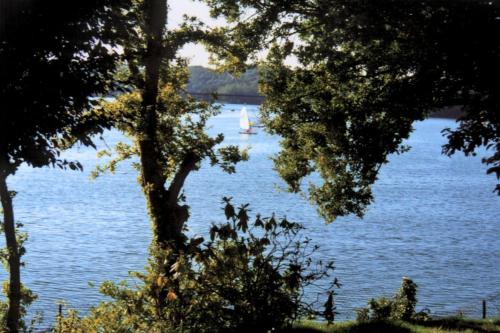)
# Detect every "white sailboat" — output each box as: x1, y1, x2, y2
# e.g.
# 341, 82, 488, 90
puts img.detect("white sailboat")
239, 107, 256, 134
